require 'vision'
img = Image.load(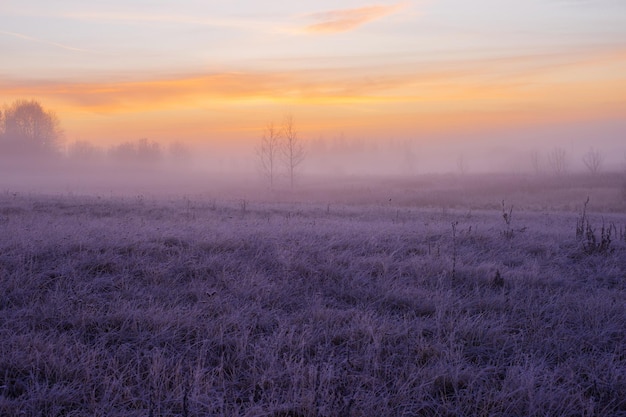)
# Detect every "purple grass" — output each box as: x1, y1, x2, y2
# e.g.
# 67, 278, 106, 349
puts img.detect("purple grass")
1, 183, 625, 416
